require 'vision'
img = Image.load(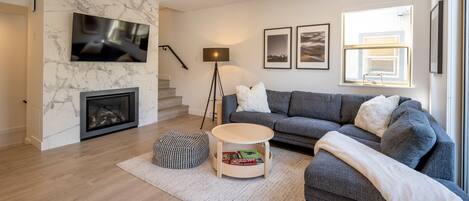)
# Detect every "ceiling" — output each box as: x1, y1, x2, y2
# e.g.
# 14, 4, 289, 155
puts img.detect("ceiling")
160, 0, 251, 12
